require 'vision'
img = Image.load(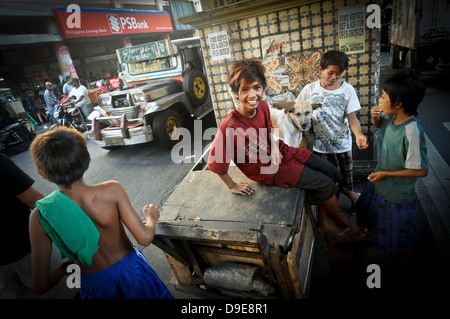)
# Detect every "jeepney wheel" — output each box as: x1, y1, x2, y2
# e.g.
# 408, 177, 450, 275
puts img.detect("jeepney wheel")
153, 109, 183, 148
183, 69, 209, 107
